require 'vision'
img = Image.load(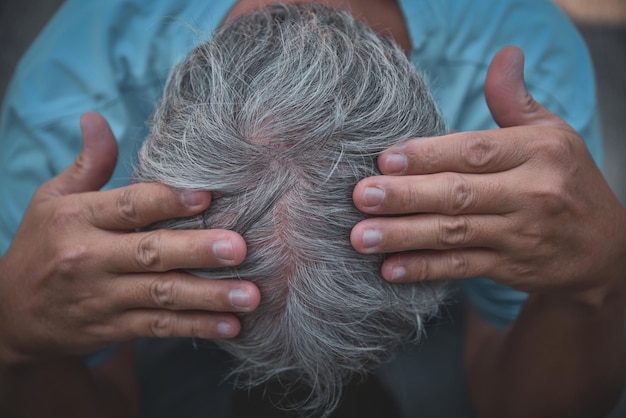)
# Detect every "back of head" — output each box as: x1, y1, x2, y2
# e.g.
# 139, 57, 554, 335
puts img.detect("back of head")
134, 3, 447, 416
